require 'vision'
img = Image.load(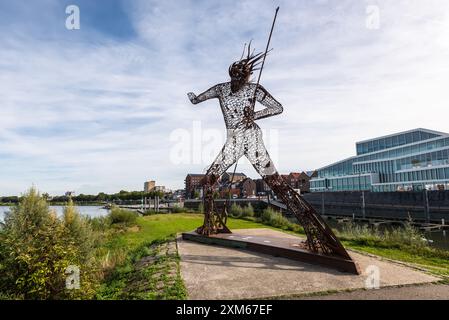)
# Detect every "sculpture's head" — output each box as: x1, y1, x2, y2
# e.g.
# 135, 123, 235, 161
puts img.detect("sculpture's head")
229, 42, 266, 91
